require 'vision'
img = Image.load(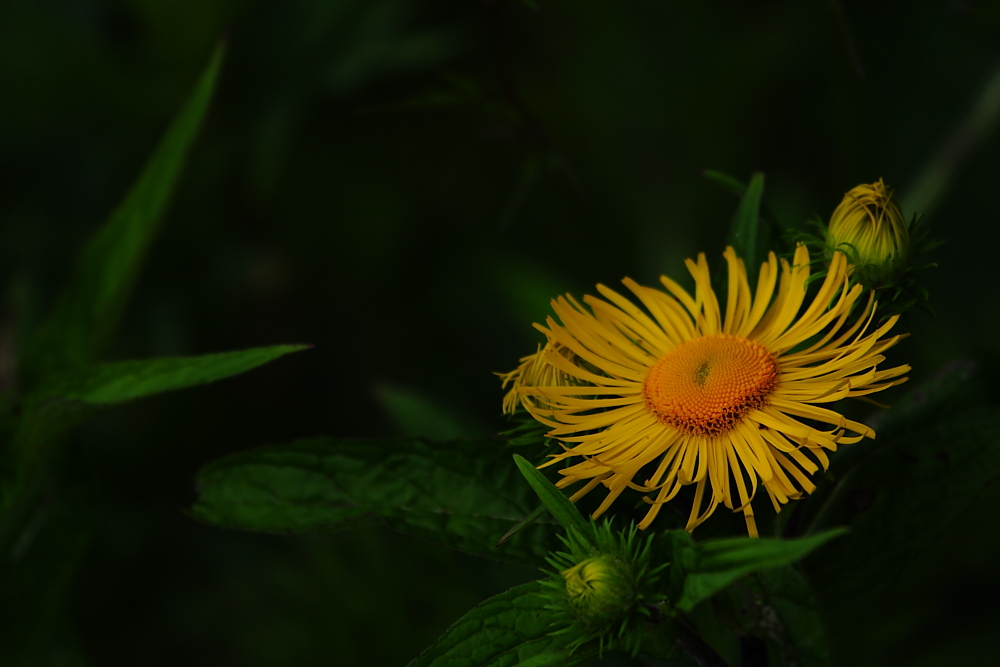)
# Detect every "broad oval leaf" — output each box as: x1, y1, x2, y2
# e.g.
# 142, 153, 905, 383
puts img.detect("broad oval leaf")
408, 581, 591, 667
192, 438, 560, 566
